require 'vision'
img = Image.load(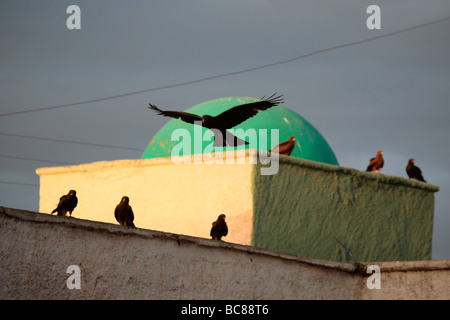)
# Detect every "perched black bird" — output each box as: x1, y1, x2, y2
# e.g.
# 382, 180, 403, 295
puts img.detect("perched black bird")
270, 136, 296, 156
210, 214, 228, 241
366, 150, 384, 173
51, 190, 78, 217
406, 159, 426, 182
149, 94, 284, 147
114, 196, 136, 228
